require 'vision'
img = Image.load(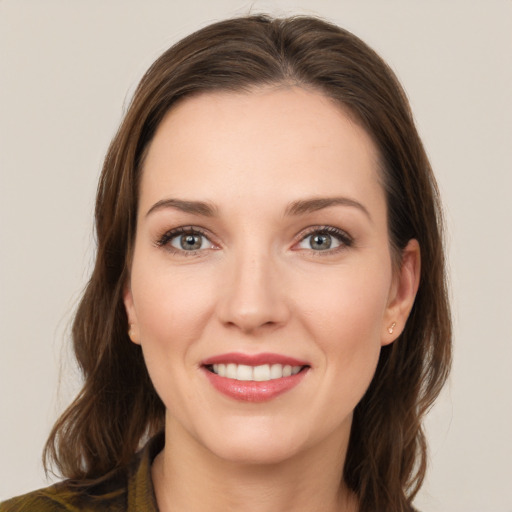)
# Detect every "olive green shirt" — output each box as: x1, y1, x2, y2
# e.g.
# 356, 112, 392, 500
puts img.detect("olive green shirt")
0, 434, 163, 512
